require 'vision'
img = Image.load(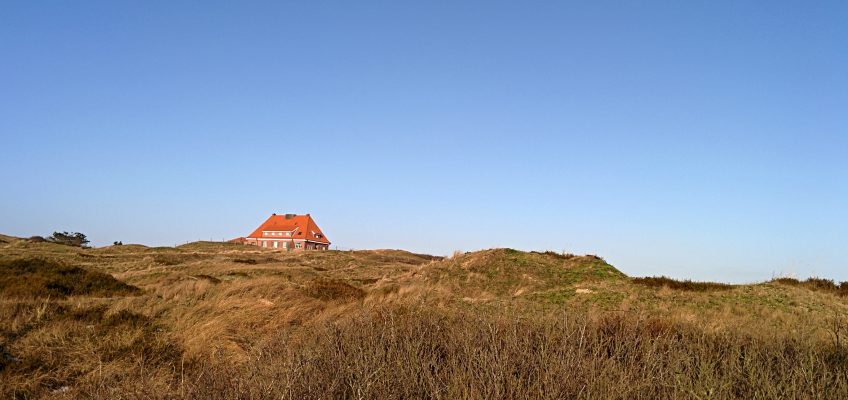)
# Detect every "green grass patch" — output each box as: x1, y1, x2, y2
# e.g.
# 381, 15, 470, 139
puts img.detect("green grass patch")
588, 291, 627, 308
530, 289, 576, 304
